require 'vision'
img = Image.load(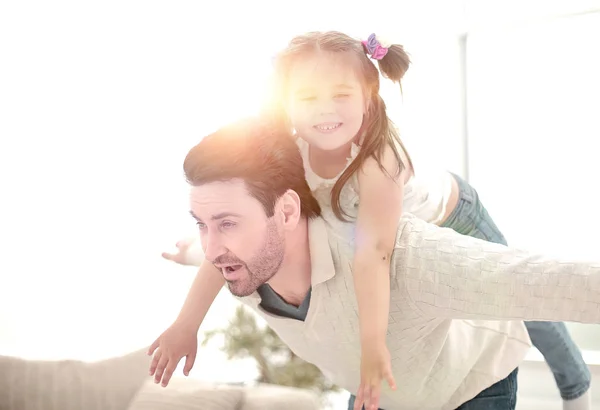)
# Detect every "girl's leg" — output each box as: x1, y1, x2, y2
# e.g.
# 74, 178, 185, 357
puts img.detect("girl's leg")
525, 321, 591, 404
442, 173, 591, 407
